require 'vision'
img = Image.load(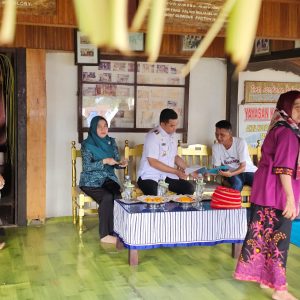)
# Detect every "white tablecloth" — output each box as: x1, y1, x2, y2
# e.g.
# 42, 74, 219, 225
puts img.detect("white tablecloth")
114, 200, 247, 249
